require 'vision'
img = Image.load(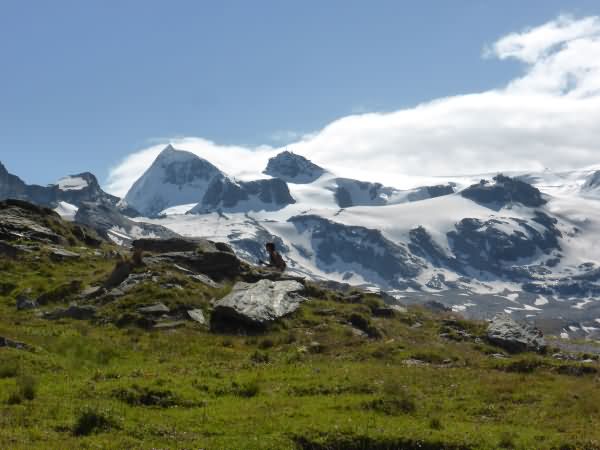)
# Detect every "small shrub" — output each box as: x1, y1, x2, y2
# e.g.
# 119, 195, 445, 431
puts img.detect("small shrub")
250, 351, 270, 364
6, 374, 36, 404
502, 356, 546, 374
231, 379, 260, 398
73, 406, 119, 436
365, 395, 417, 416
429, 417, 443, 430
0, 361, 19, 378
113, 385, 179, 407
498, 431, 516, 448
258, 338, 275, 350
349, 313, 383, 339
18, 374, 36, 400
6, 392, 23, 405
410, 350, 448, 365
222, 338, 234, 348
283, 331, 297, 344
